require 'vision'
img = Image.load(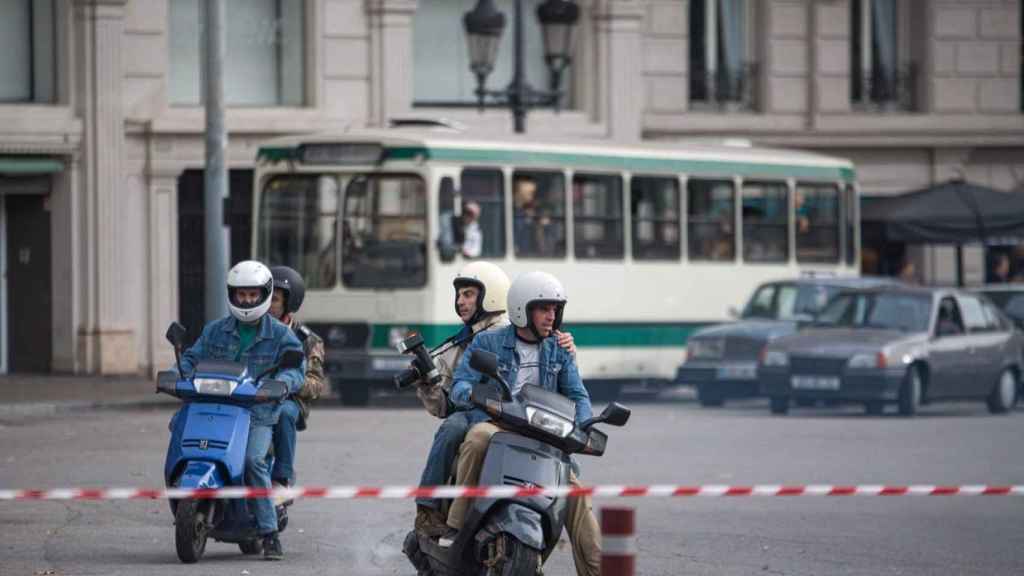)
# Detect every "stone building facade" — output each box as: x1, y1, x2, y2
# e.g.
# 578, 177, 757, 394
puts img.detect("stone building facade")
0, 0, 1020, 374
